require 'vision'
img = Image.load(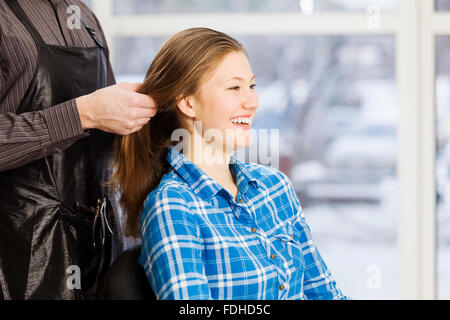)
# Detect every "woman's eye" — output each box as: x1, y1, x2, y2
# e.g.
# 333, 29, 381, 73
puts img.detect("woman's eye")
229, 84, 257, 91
